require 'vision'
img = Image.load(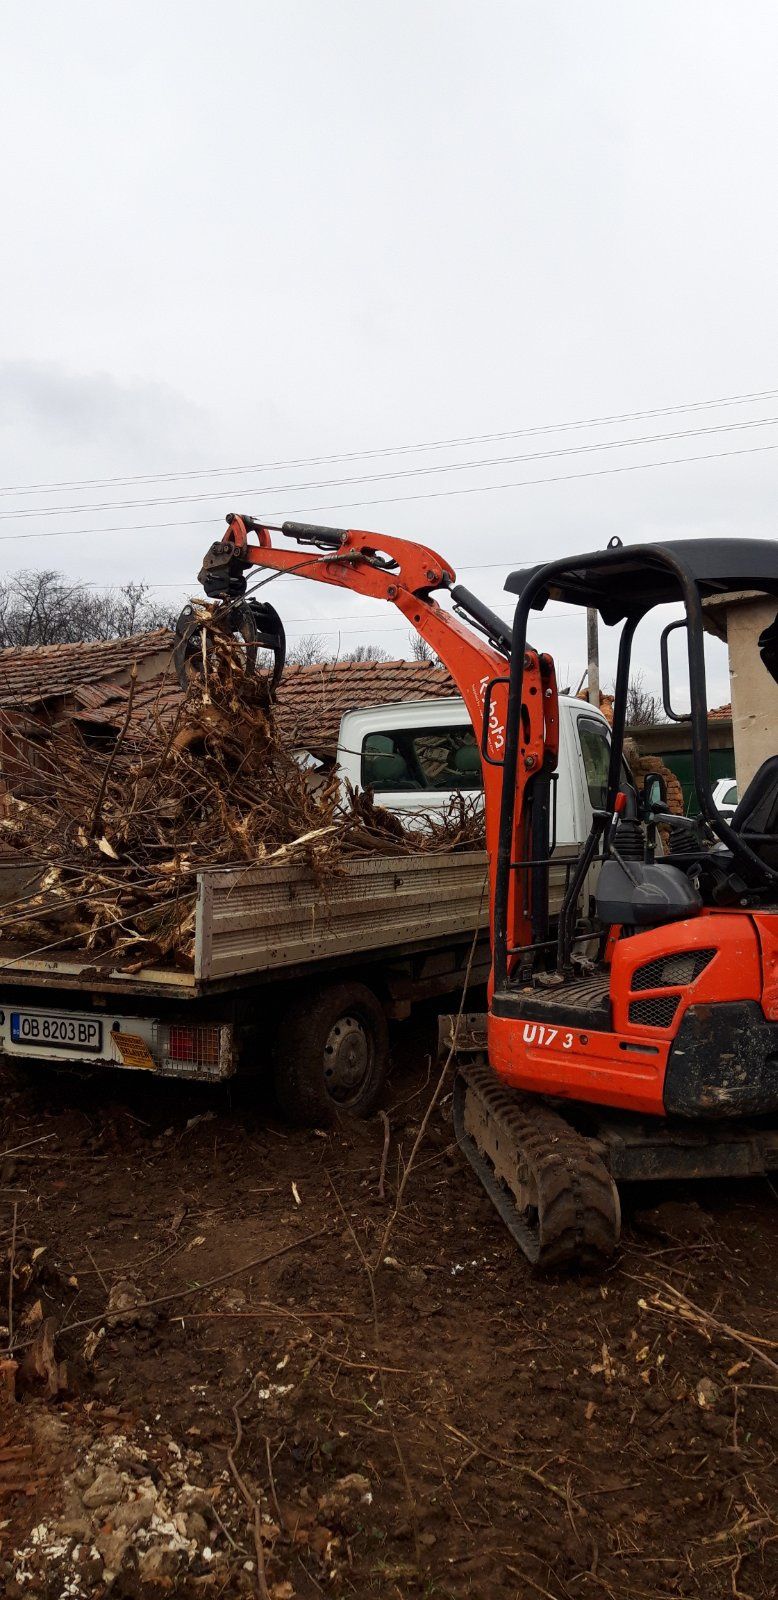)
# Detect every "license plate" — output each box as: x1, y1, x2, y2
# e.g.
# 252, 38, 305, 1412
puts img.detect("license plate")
10, 1011, 103, 1052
